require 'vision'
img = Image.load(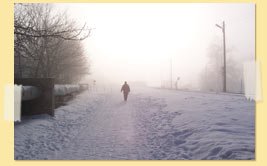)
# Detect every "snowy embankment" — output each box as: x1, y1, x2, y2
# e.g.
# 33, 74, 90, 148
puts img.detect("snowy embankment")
132, 88, 254, 160
15, 92, 104, 159
15, 87, 254, 160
